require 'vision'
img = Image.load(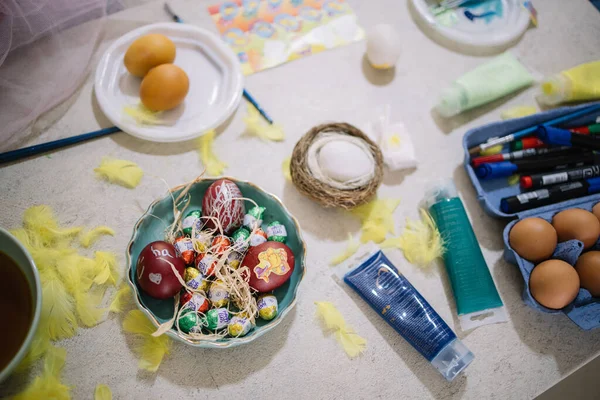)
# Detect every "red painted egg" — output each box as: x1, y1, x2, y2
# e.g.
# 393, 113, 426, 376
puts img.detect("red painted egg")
241, 241, 295, 293
136, 241, 185, 299
202, 179, 245, 234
